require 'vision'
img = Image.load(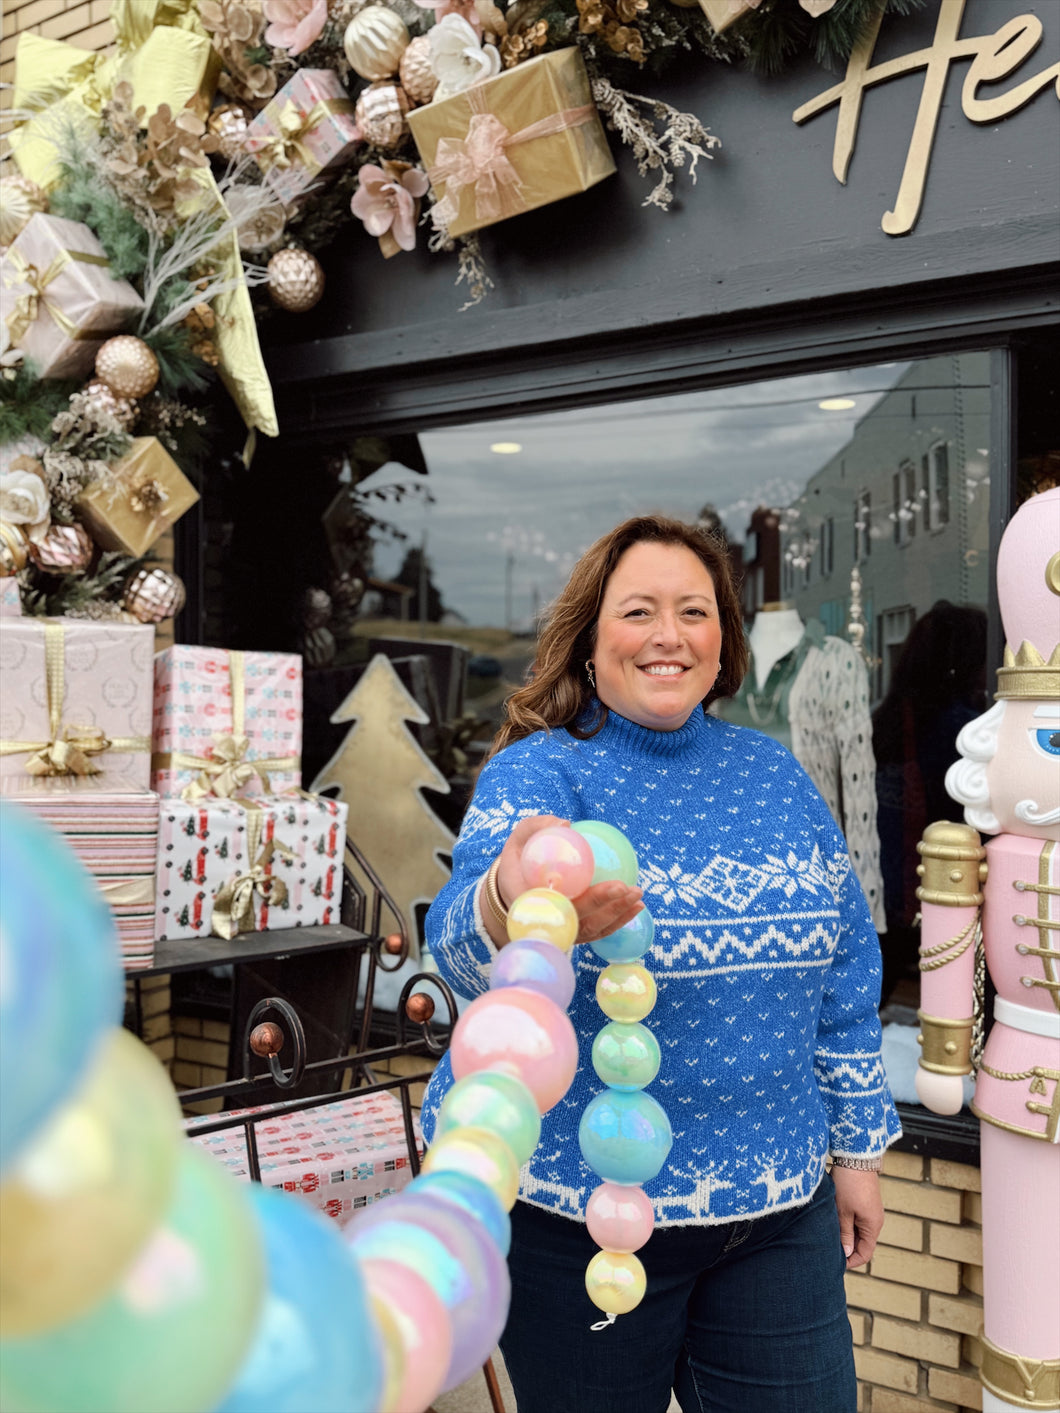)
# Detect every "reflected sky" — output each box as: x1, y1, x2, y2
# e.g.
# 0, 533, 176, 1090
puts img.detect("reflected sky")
364, 361, 912, 628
